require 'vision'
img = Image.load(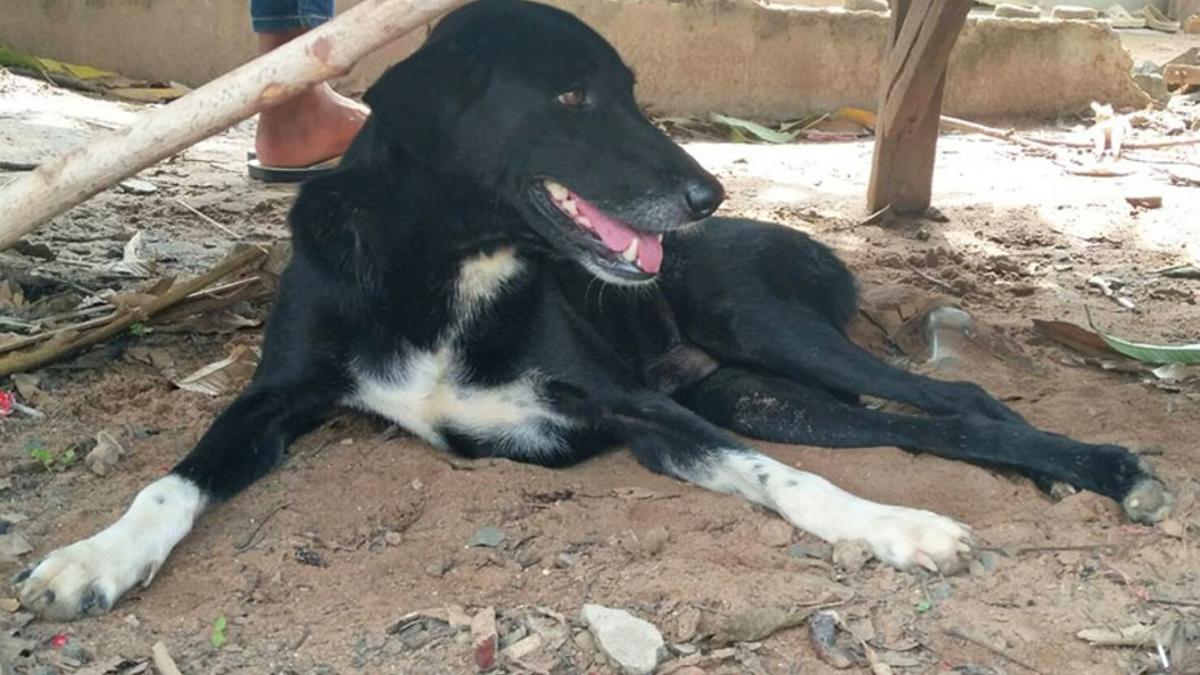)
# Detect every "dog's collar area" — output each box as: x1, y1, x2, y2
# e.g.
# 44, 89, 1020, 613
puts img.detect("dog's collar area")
543, 179, 664, 275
